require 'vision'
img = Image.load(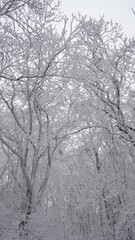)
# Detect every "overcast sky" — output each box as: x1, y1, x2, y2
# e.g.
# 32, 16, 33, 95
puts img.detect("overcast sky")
61, 0, 135, 37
